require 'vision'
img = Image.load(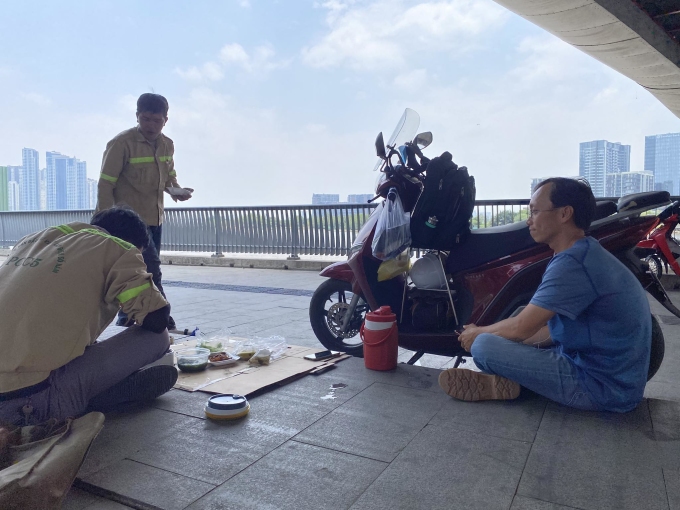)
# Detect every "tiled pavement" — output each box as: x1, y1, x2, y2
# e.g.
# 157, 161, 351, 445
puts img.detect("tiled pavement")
61, 264, 680, 510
